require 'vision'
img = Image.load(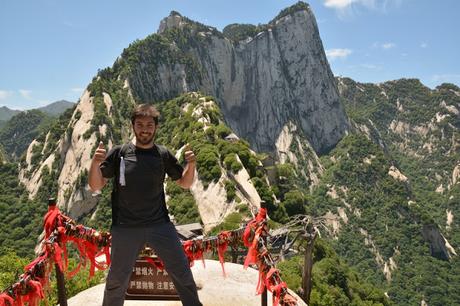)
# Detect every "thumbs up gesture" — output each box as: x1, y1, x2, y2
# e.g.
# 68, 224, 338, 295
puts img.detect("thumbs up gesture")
93, 141, 107, 165
184, 143, 196, 164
